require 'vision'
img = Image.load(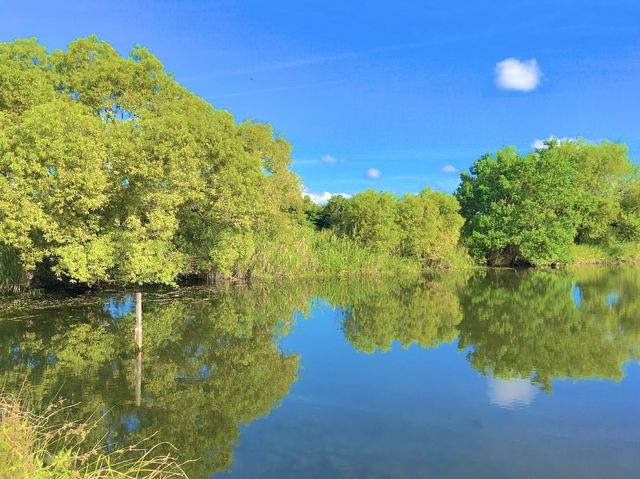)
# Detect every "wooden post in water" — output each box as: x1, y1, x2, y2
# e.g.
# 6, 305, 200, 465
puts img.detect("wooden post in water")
135, 350, 142, 406
134, 292, 143, 406
135, 292, 142, 352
